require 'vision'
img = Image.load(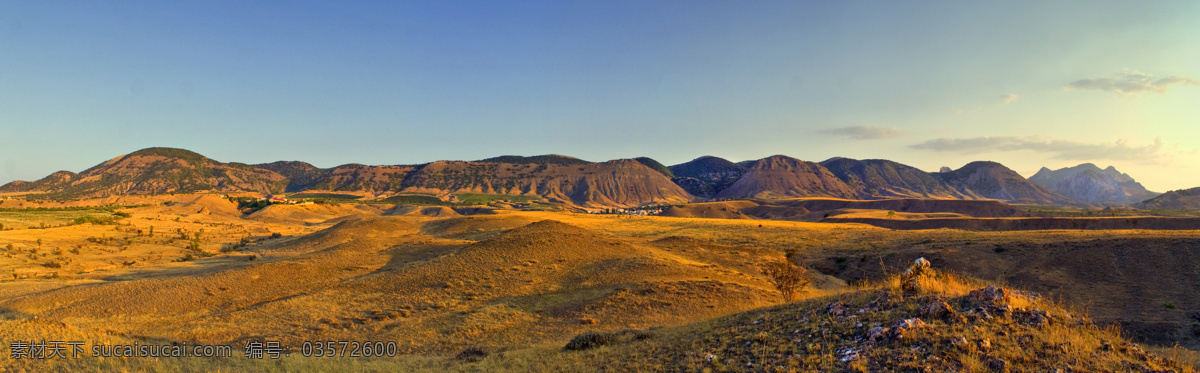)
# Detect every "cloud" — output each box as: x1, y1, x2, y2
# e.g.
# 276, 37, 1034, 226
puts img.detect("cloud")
910, 136, 1173, 163
1000, 94, 1019, 104
1065, 71, 1199, 95
821, 126, 906, 140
